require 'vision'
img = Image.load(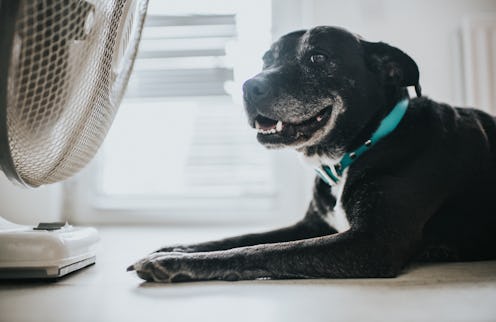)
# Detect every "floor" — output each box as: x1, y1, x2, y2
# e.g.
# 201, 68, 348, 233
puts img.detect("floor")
1, 226, 496, 322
